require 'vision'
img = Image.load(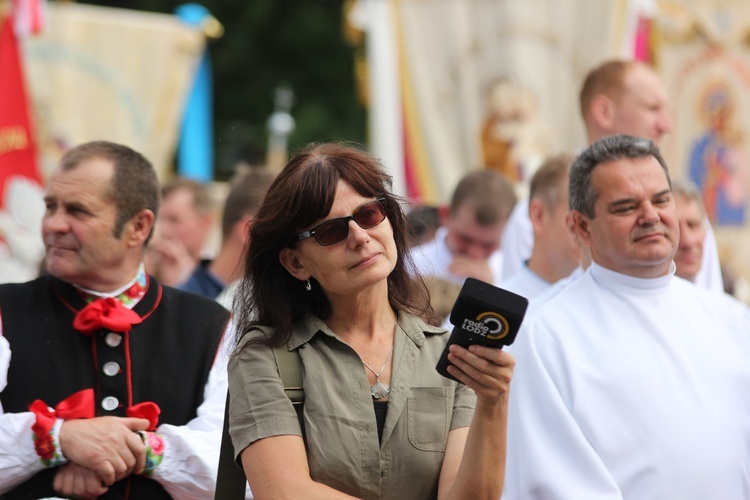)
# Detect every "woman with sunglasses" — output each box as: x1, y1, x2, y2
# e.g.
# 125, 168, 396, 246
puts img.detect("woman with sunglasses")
227, 142, 515, 499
